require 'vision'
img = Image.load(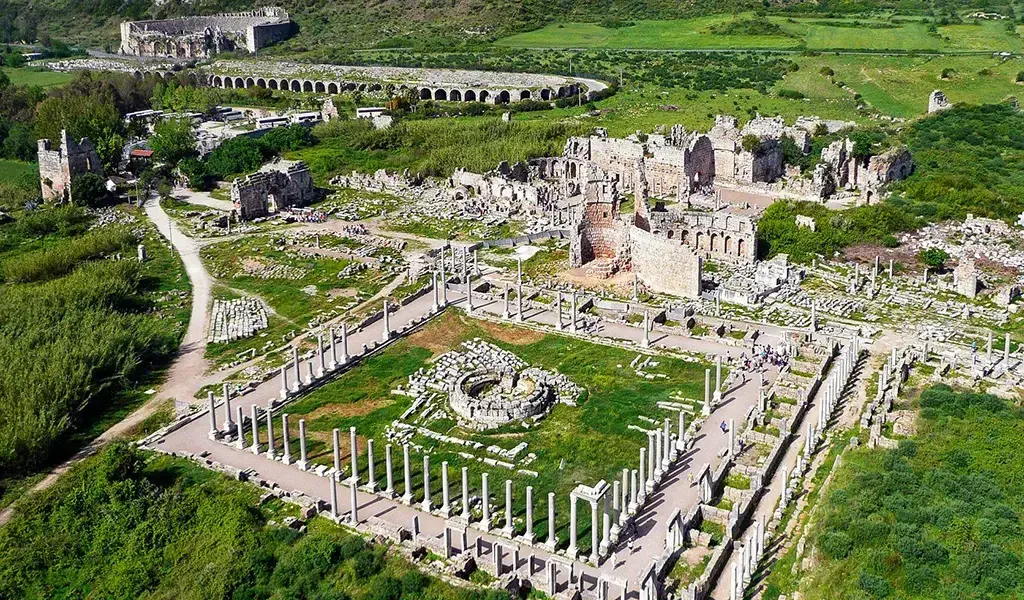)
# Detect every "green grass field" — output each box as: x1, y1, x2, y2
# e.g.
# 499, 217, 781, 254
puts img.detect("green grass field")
1, 66, 74, 88
0, 160, 38, 184
498, 16, 1024, 53
243, 311, 713, 554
